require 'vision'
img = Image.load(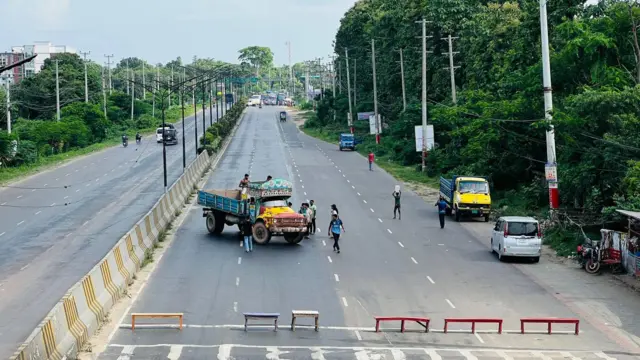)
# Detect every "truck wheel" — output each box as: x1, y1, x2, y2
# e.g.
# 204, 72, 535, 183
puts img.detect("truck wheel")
206, 214, 224, 234
252, 222, 271, 244
484, 215, 490, 222
284, 232, 304, 244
